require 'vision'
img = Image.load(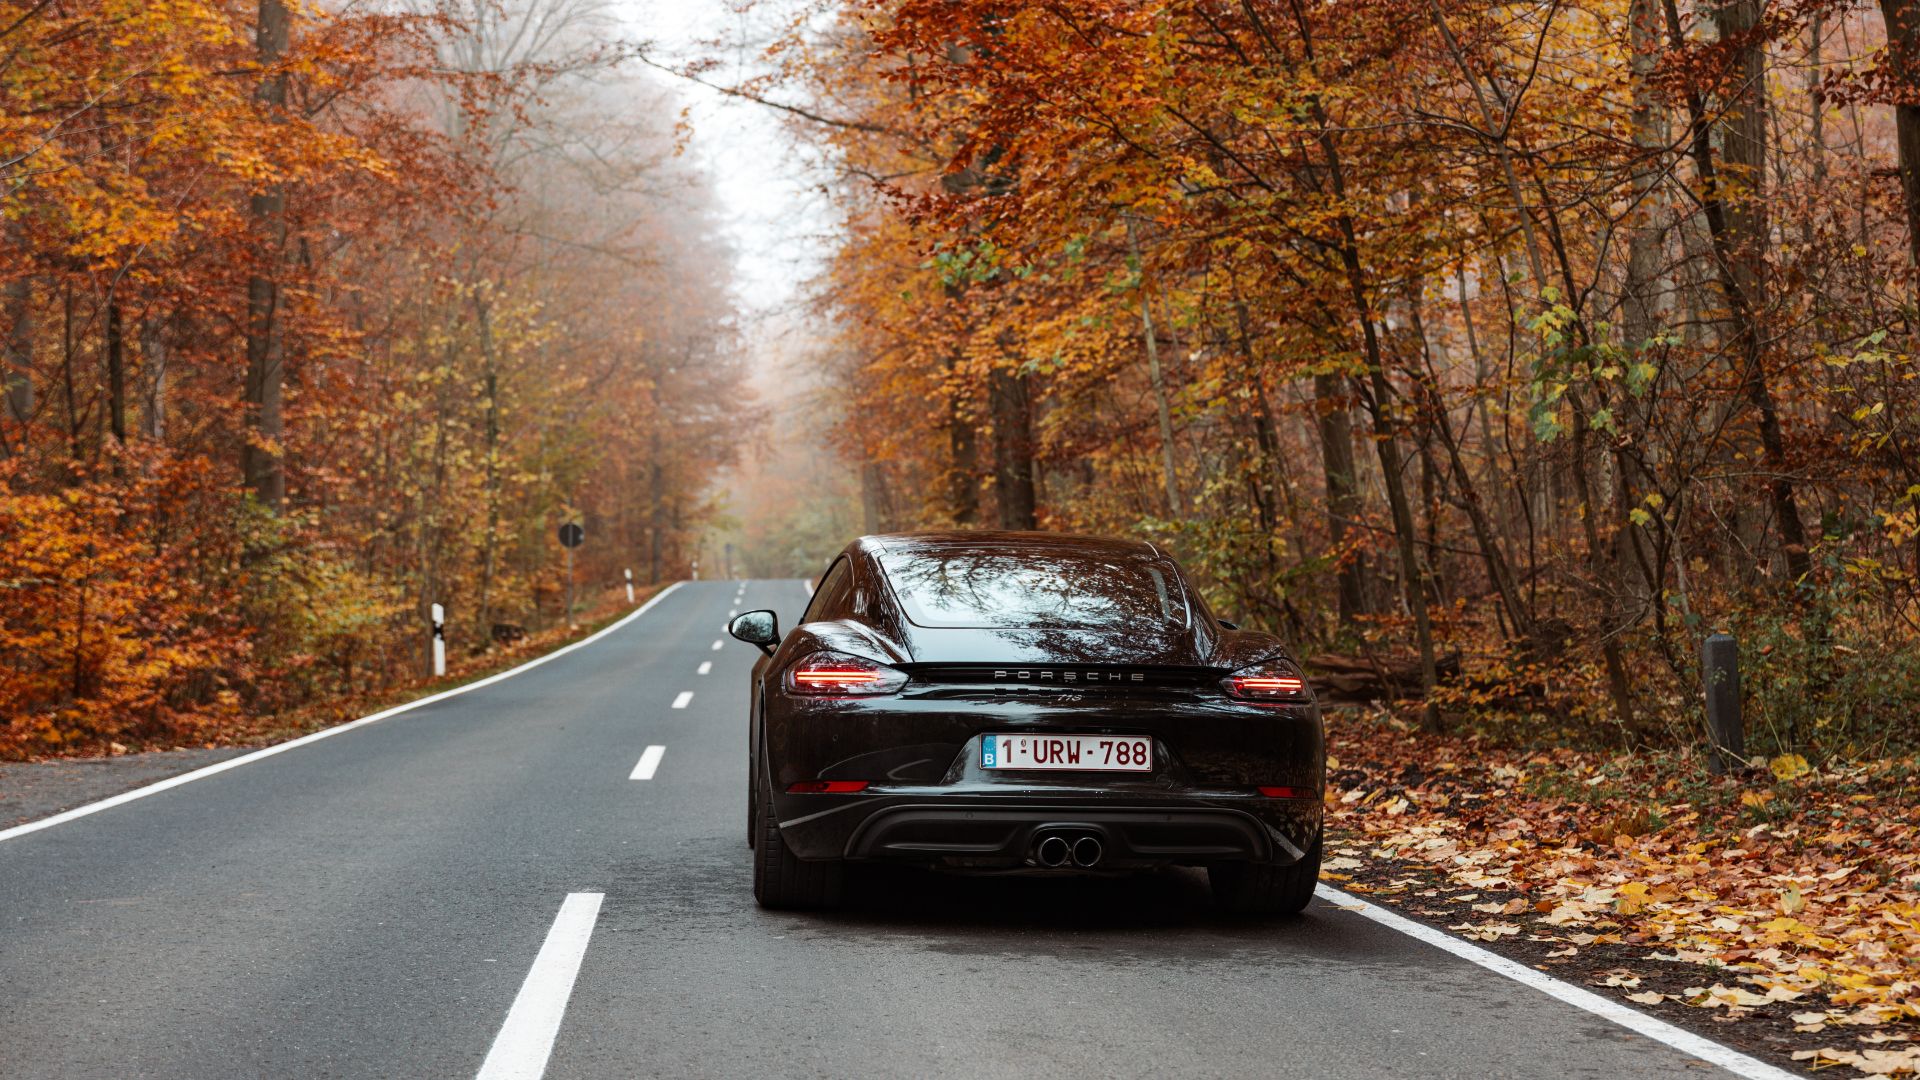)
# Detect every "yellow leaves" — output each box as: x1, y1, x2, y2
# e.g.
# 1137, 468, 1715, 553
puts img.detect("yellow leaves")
1448, 921, 1521, 942
1771, 755, 1813, 781
1793, 1045, 1920, 1076
1683, 983, 1800, 1009
1324, 723, 1920, 1051
1614, 881, 1652, 916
